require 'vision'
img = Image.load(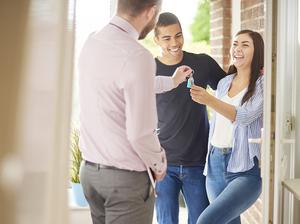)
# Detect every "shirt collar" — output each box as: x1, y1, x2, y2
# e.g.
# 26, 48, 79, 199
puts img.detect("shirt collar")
110, 16, 139, 40
221, 74, 235, 96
